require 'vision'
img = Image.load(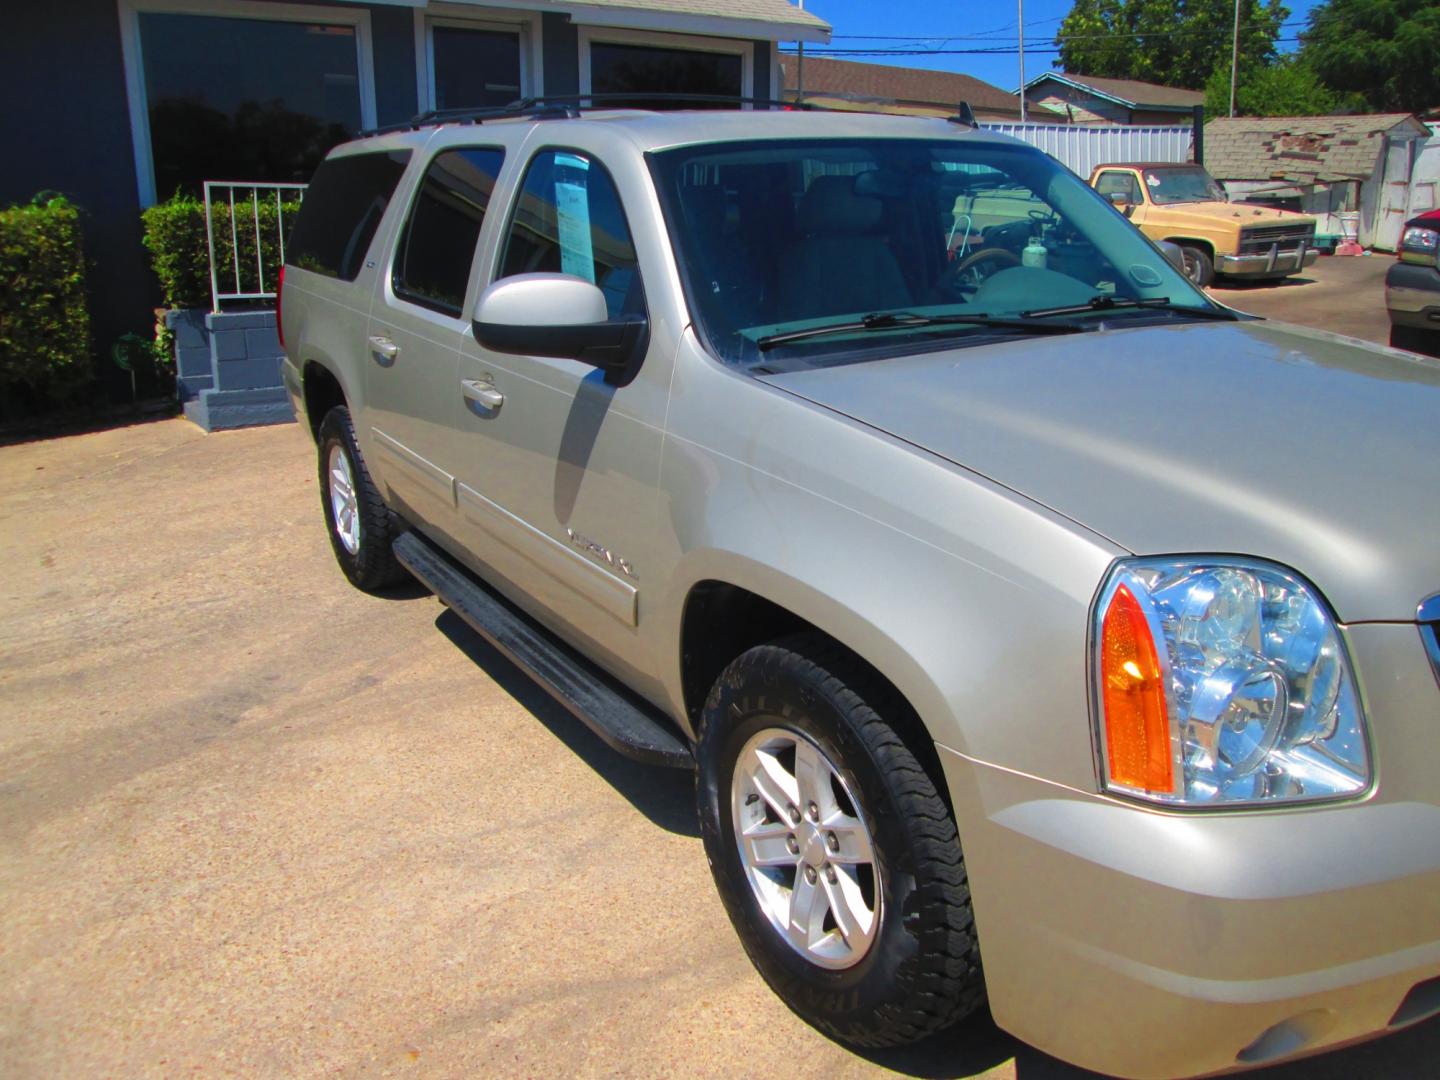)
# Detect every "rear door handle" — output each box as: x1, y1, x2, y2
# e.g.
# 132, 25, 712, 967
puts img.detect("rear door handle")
368, 335, 399, 363
461, 378, 505, 411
